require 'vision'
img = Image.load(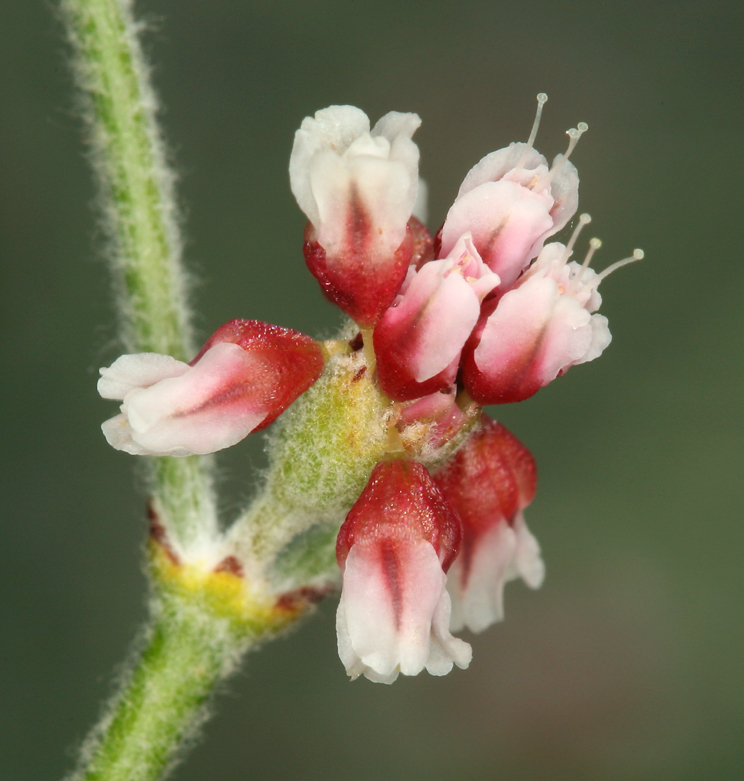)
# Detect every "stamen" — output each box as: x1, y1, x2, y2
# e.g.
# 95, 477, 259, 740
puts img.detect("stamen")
559, 213, 592, 266
590, 249, 644, 287
516, 93, 549, 169
537, 121, 588, 191
569, 237, 602, 292
443, 251, 471, 278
